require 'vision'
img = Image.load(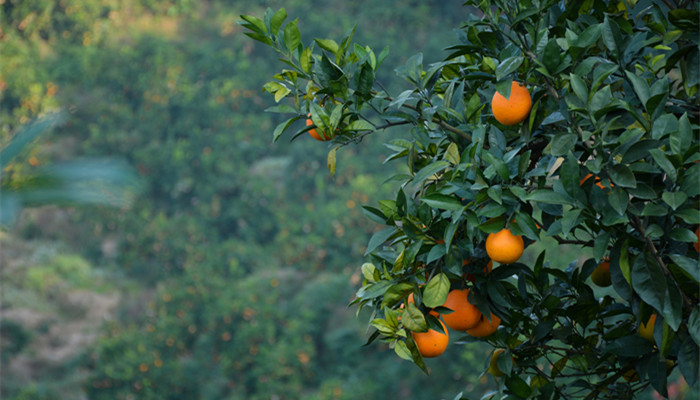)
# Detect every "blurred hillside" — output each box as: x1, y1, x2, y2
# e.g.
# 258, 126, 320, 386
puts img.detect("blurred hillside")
1, 1, 498, 399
